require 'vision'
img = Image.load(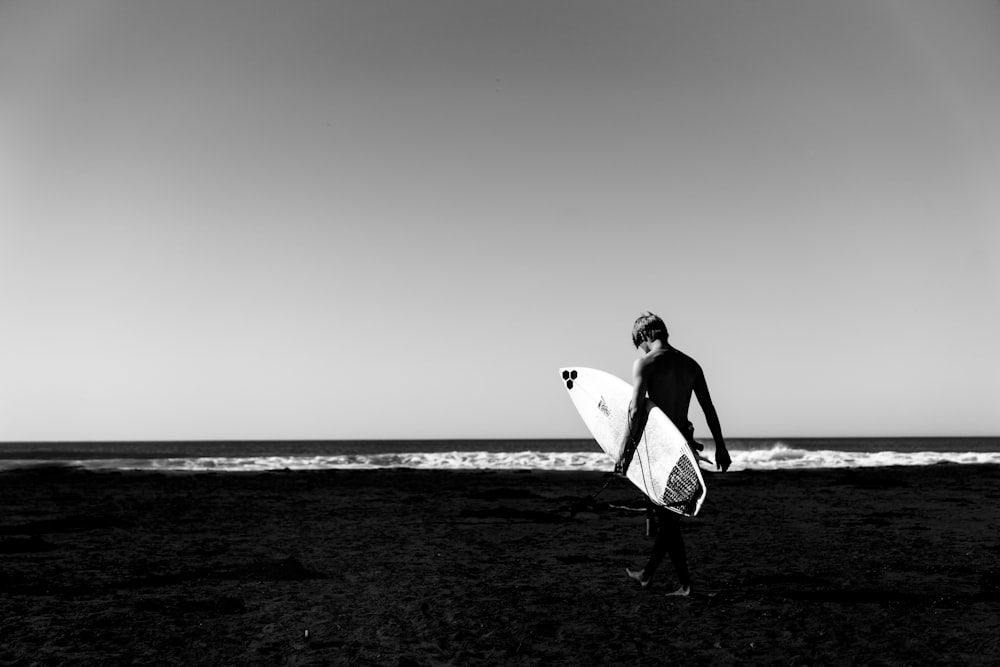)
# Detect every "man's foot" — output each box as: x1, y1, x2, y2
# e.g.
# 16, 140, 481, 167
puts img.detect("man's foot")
665, 585, 691, 597
625, 567, 652, 588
